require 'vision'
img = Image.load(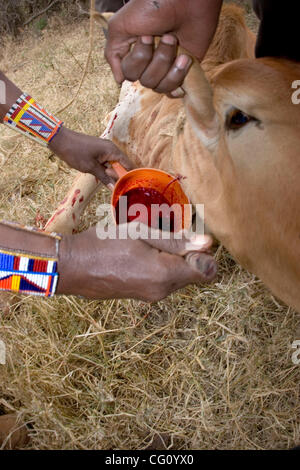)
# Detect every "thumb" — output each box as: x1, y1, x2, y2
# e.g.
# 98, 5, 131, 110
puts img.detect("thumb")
99, 140, 133, 173
131, 223, 217, 279
92, 165, 115, 187
131, 223, 213, 255
116, 222, 217, 282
